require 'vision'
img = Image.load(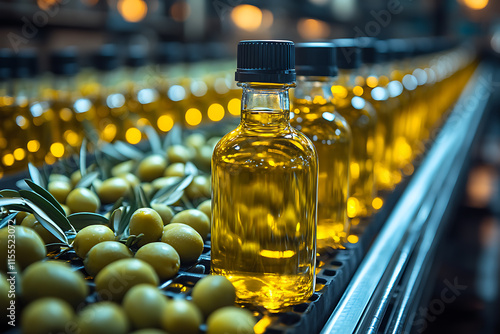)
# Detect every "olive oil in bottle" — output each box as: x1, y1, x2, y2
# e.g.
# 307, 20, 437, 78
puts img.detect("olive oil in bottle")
291, 43, 351, 250
331, 39, 377, 218
211, 40, 318, 311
